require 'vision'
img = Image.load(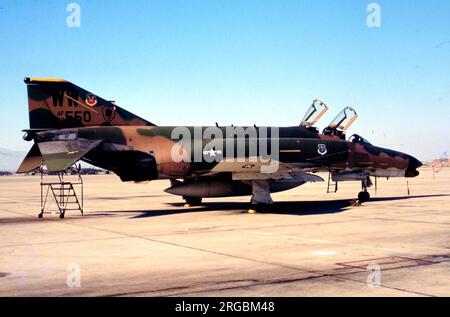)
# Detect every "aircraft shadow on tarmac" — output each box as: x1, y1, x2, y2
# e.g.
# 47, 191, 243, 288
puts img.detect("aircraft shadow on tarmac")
116, 194, 449, 219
